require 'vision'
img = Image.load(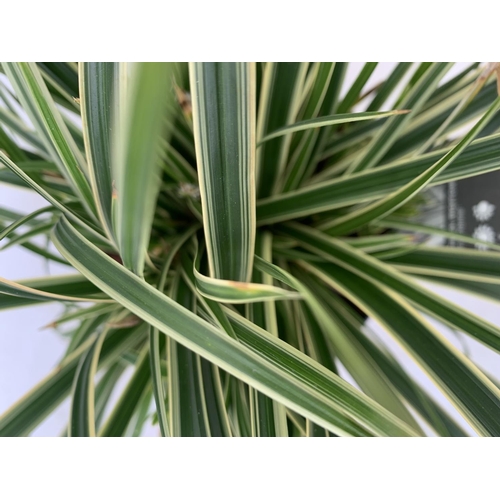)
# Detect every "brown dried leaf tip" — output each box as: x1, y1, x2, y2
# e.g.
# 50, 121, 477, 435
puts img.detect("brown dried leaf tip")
478, 63, 500, 95
106, 314, 141, 329
175, 85, 192, 117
